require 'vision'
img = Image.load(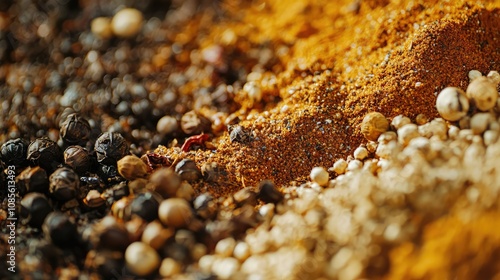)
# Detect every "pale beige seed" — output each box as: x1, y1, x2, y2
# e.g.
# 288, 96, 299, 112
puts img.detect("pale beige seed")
191, 243, 208, 261
487, 70, 500, 85
347, 159, 362, 172
91, 17, 113, 39
468, 69, 482, 82
466, 76, 498, 111
391, 115, 412, 130
212, 257, 240, 279
111, 8, 144, 38
159, 258, 182, 277
361, 112, 389, 141
366, 141, 378, 153
436, 87, 469, 121
141, 221, 173, 250
484, 130, 499, 146
215, 237, 236, 257
157, 115, 178, 135
233, 242, 251, 261
470, 113, 492, 135
398, 124, 419, 146
310, 166, 329, 186
331, 159, 348, 174
353, 146, 368, 160
125, 242, 160, 276
415, 114, 429, 125
117, 155, 148, 180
